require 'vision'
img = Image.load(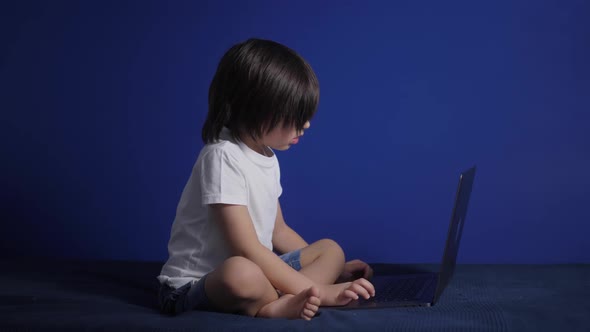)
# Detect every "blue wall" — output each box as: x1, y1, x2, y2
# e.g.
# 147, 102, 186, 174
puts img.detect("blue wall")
1, 0, 588, 264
